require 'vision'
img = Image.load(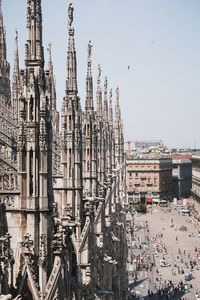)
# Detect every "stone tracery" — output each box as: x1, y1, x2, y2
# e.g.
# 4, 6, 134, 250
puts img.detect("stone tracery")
0, 1, 127, 299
